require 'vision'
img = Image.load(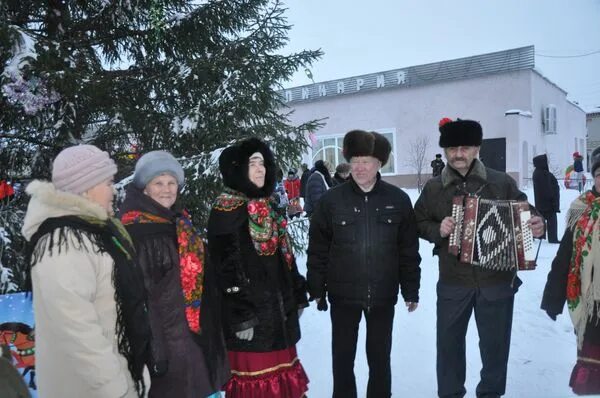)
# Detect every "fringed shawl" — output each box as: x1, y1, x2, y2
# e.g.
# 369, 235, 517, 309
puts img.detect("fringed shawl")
566, 191, 600, 348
